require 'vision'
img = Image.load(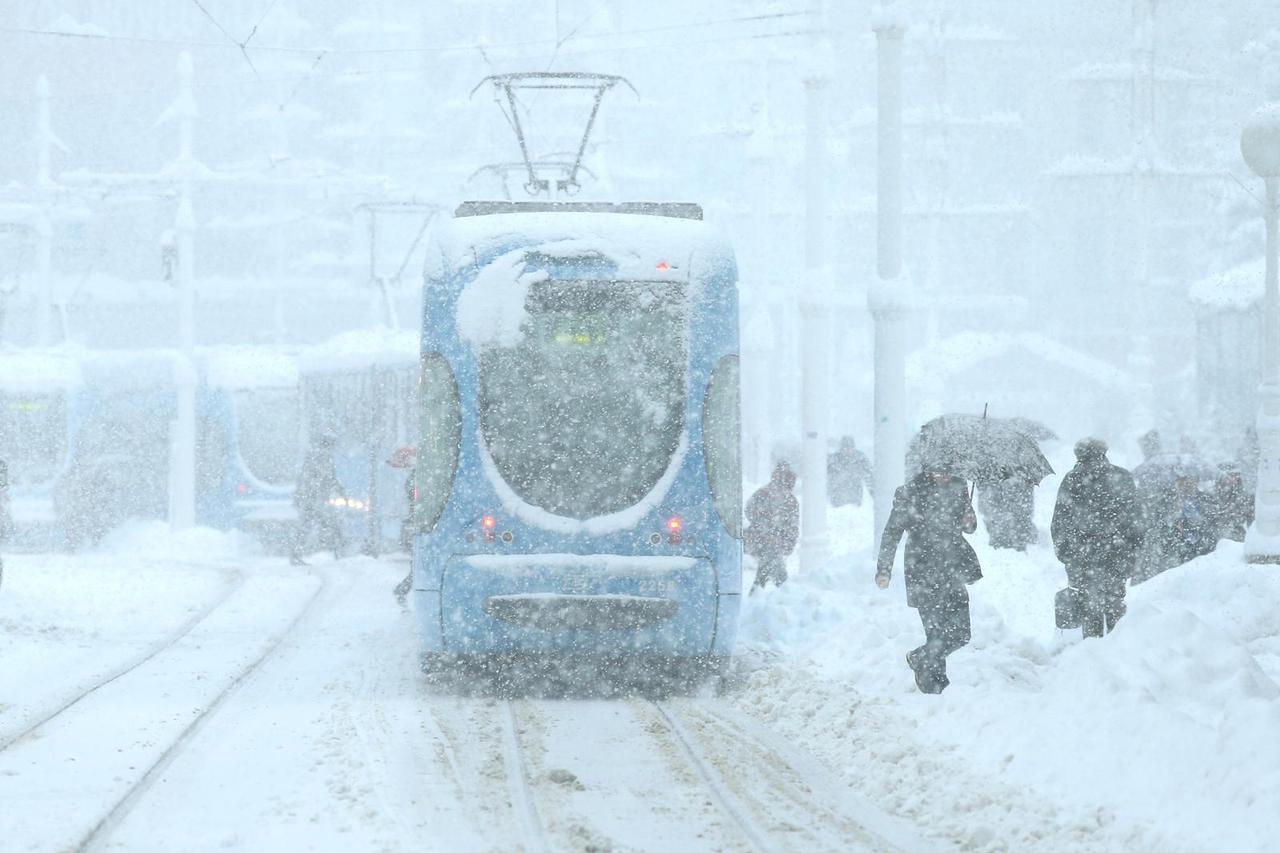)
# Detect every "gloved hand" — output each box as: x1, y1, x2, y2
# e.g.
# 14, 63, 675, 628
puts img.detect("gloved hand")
875, 569, 891, 589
